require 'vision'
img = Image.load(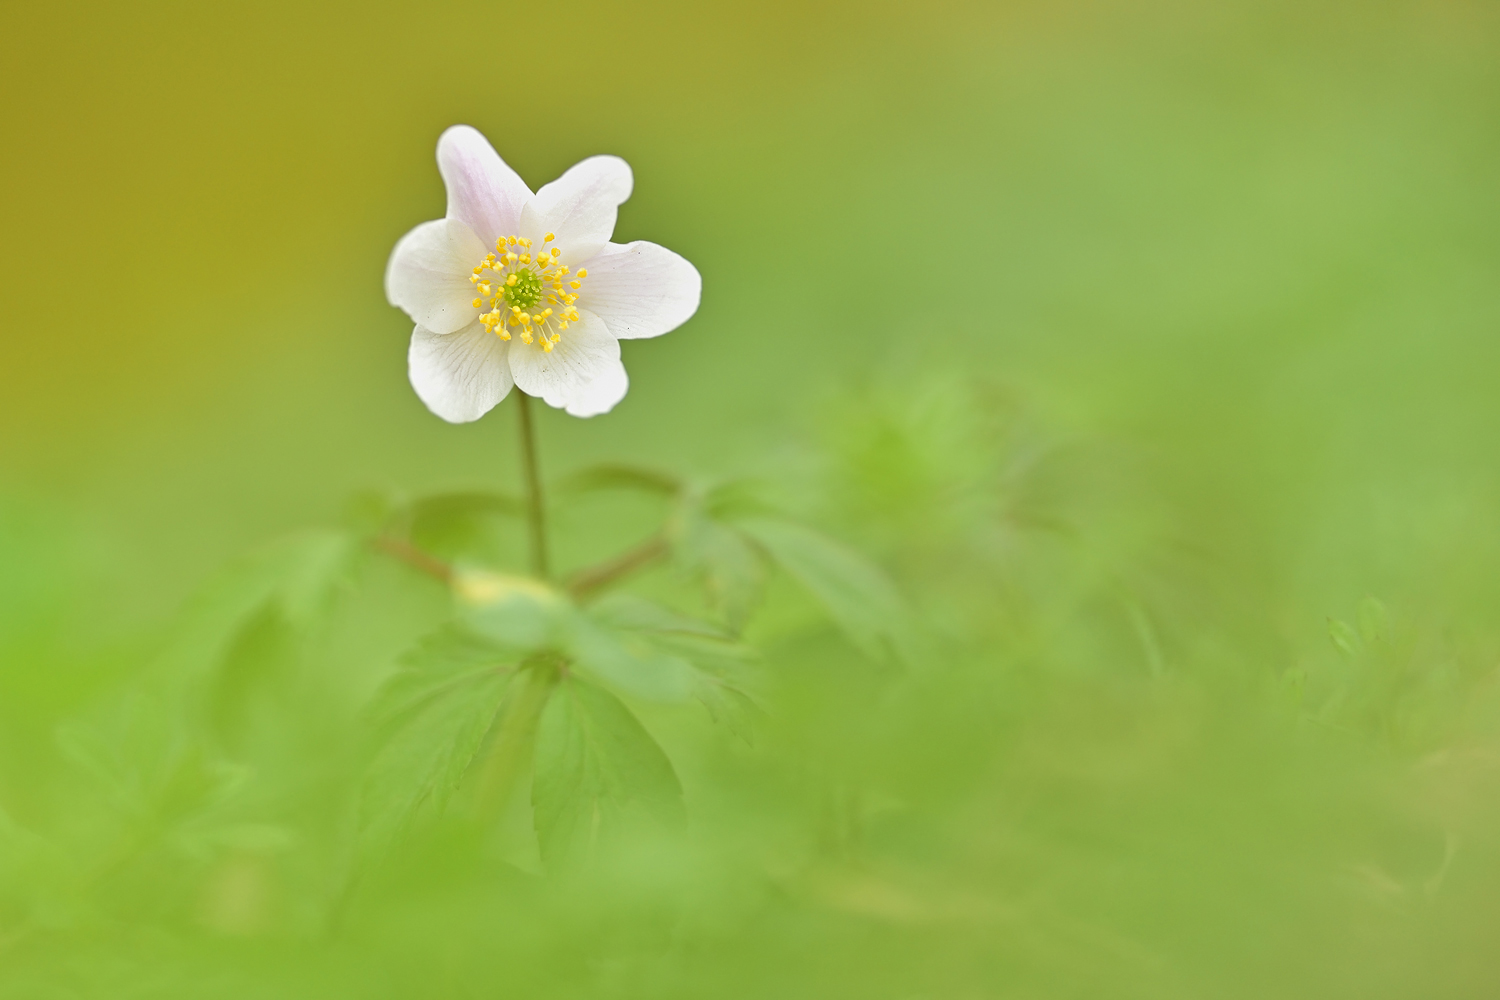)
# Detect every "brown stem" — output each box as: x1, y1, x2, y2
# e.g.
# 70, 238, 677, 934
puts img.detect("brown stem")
372, 535, 452, 583
567, 533, 670, 601
515, 390, 550, 579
